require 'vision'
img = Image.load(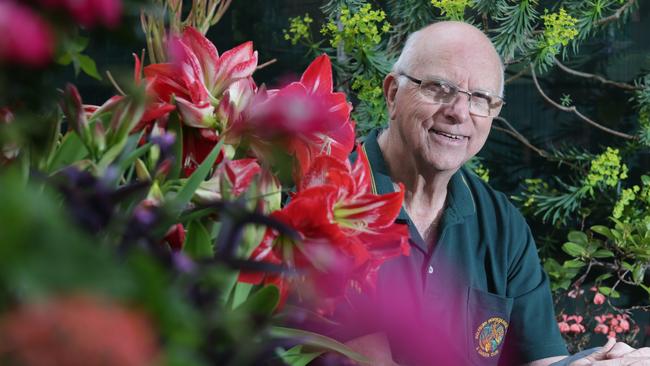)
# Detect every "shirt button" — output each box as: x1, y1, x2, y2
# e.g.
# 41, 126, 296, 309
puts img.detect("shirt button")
427, 265, 434, 274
